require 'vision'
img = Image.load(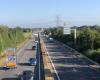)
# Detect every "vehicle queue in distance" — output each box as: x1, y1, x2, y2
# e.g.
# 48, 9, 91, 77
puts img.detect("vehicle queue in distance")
45, 34, 54, 43
19, 40, 38, 80
29, 40, 38, 66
